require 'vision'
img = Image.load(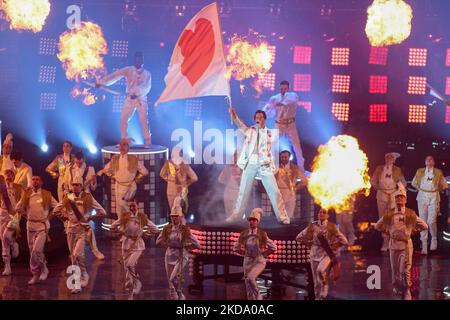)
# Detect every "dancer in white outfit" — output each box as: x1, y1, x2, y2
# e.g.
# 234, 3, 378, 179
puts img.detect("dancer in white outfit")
97, 52, 152, 146
263, 80, 305, 170
233, 208, 277, 300
227, 107, 290, 225
411, 156, 448, 254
